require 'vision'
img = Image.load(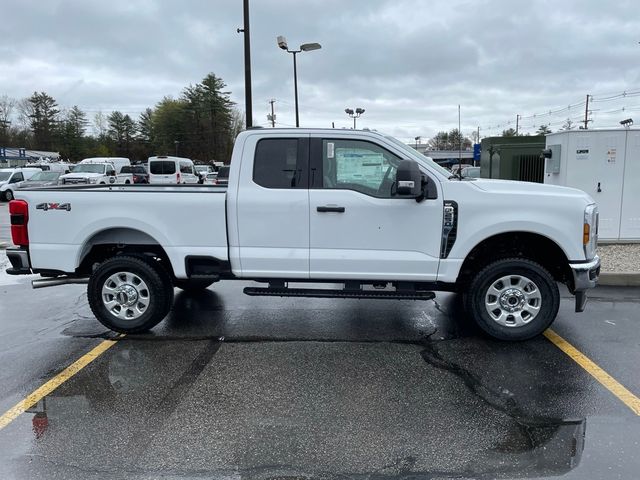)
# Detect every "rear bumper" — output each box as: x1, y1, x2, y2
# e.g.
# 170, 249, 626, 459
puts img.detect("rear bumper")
5, 247, 32, 275
569, 255, 600, 312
